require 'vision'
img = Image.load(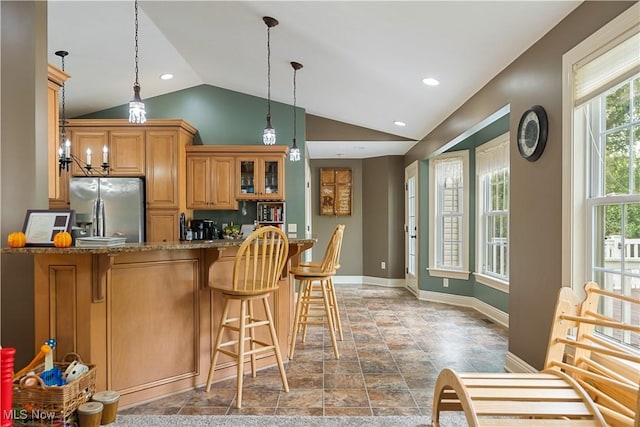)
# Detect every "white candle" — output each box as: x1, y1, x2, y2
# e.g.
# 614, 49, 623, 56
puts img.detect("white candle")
102, 145, 109, 164
64, 139, 71, 158
58, 146, 63, 159
86, 148, 92, 166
